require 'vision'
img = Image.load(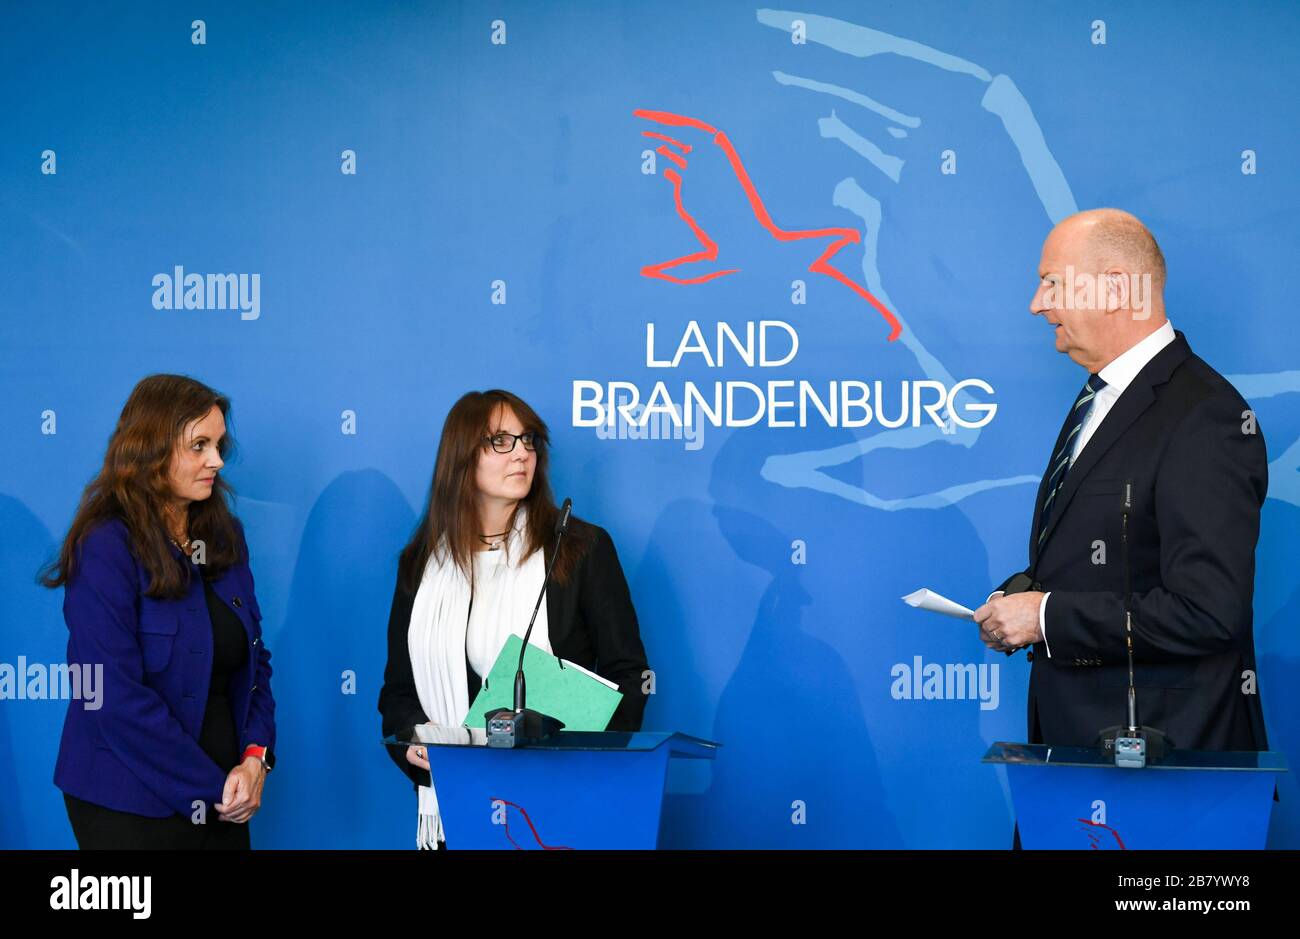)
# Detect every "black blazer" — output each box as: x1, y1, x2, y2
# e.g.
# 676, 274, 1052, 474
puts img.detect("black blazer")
378, 520, 651, 788
996, 331, 1269, 751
